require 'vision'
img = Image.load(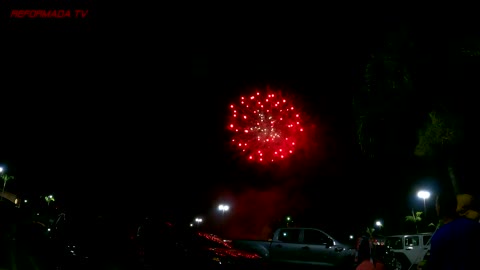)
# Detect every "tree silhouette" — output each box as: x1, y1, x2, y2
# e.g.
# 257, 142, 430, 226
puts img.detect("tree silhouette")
1, 173, 14, 201
405, 209, 422, 233
353, 24, 472, 196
